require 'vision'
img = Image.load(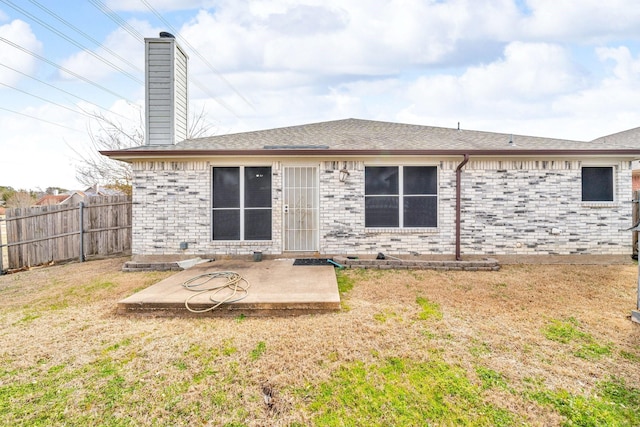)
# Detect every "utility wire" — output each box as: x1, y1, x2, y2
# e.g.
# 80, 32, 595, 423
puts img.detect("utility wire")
88, 0, 145, 42
139, 0, 254, 111
0, 0, 142, 84
0, 63, 138, 122
26, 0, 143, 74
87, 0, 247, 118
0, 106, 83, 133
0, 37, 134, 102
0, 81, 97, 119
